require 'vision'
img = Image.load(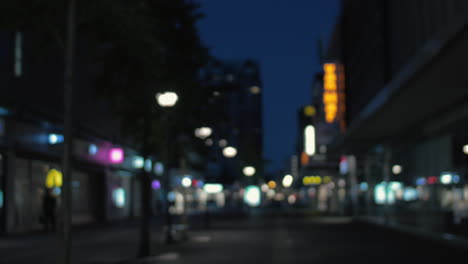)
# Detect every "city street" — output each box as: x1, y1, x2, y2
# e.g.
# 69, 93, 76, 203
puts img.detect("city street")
1, 210, 467, 264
